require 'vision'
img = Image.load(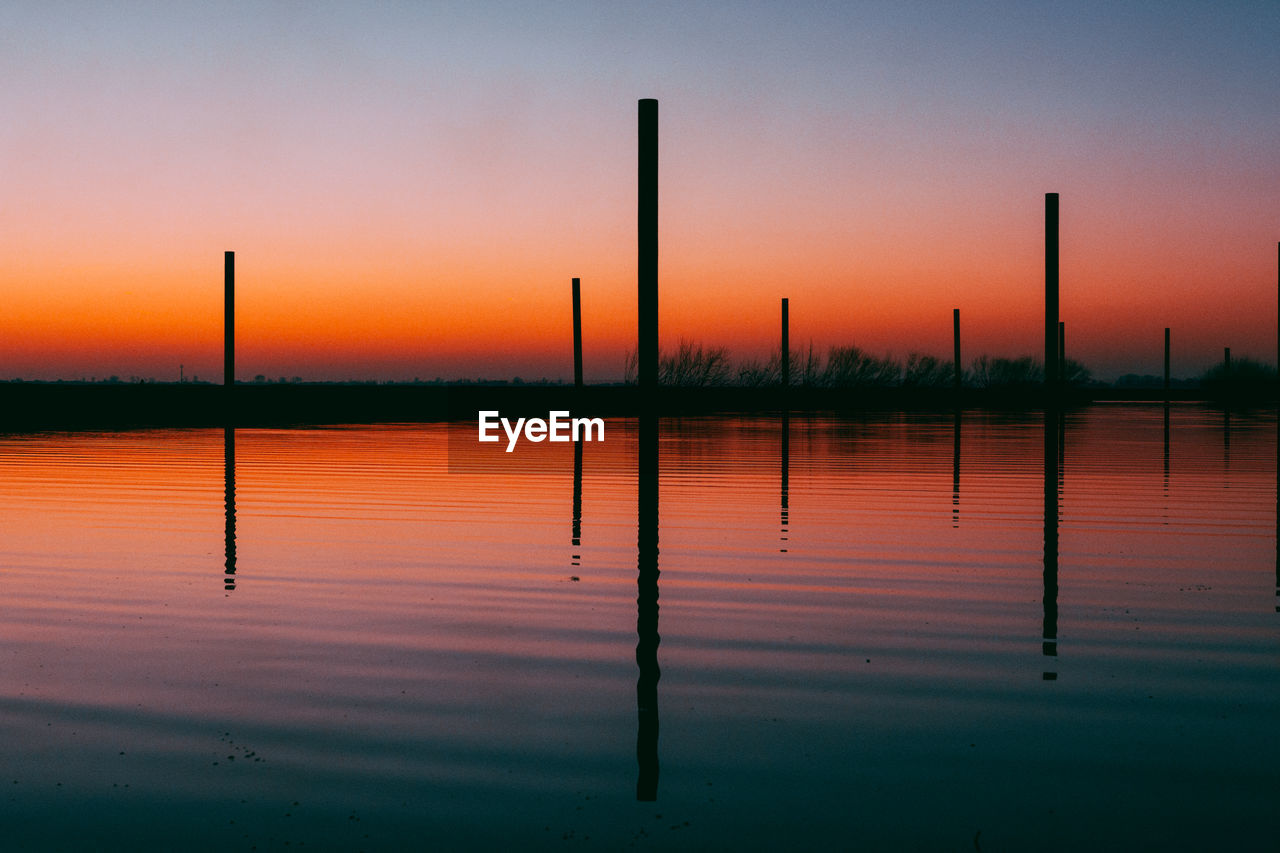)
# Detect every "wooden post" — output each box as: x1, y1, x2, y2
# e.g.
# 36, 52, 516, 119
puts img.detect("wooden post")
1225, 346, 1232, 376
1045, 194, 1059, 395
781, 297, 790, 387
1058, 321, 1065, 383
953, 308, 961, 391
638, 99, 658, 393
1164, 328, 1170, 393
224, 251, 235, 389
572, 277, 583, 389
